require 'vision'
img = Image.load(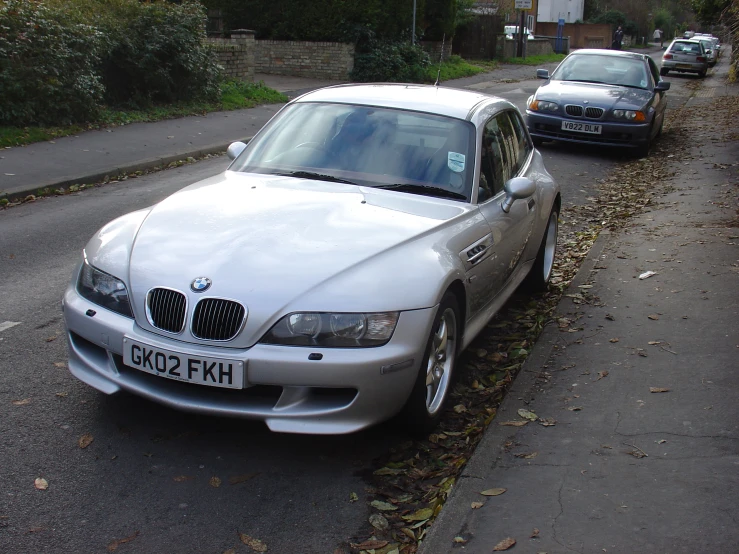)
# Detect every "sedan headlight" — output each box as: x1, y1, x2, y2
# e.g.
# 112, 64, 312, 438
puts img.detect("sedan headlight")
528, 99, 559, 112
77, 260, 133, 318
261, 312, 400, 347
612, 109, 646, 122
